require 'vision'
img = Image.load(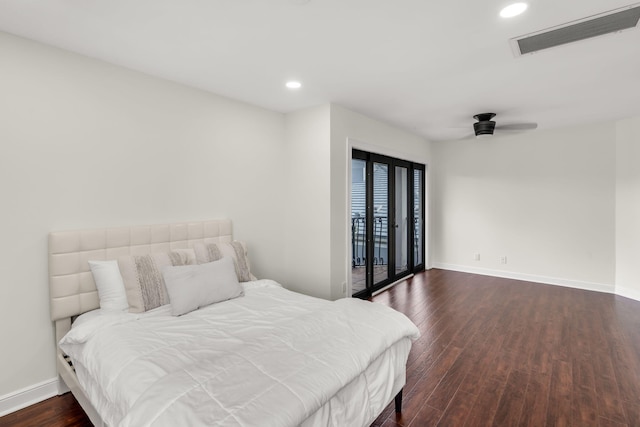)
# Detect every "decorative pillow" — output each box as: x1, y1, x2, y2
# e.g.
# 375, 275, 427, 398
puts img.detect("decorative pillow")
88, 260, 129, 311
172, 248, 197, 265
193, 241, 252, 282
163, 257, 244, 316
118, 251, 190, 313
